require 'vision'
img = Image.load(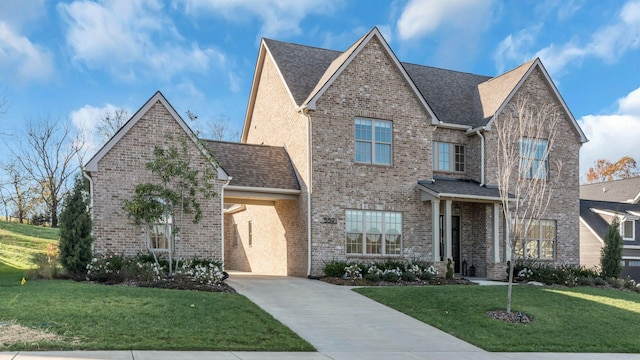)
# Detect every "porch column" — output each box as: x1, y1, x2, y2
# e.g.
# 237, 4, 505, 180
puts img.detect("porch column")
493, 203, 500, 263
444, 200, 452, 261
432, 200, 440, 262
